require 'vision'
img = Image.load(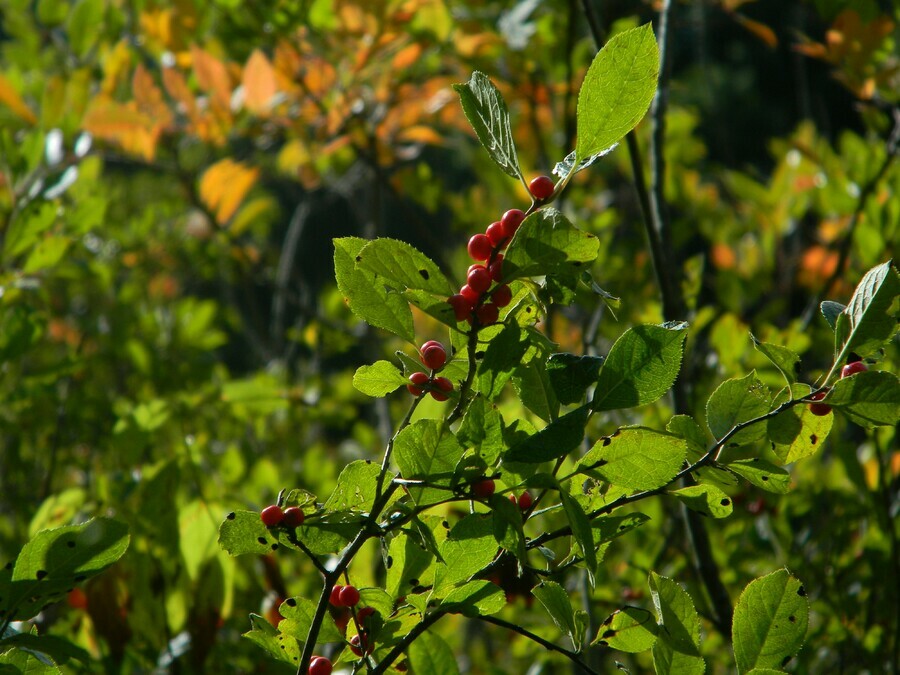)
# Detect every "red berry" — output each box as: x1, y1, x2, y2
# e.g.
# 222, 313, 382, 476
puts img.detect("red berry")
356, 606, 376, 624
840, 361, 868, 378
260, 505, 284, 527
407, 371, 429, 396
508, 494, 517, 504
309, 656, 333, 675
283, 506, 305, 527
339, 585, 361, 607
467, 234, 493, 261
421, 339, 443, 352
528, 175, 555, 200
460, 284, 481, 307
431, 376, 453, 402
486, 221, 507, 247
349, 633, 373, 656
447, 294, 472, 321
488, 257, 504, 282
472, 478, 495, 499
67, 588, 88, 611
330, 585, 345, 606
500, 209, 525, 238
808, 390, 831, 417
421, 343, 447, 370
467, 266, 492, 294
475, 303, 499, 326
492, 284, 512, 308
517, 492, 533, 510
